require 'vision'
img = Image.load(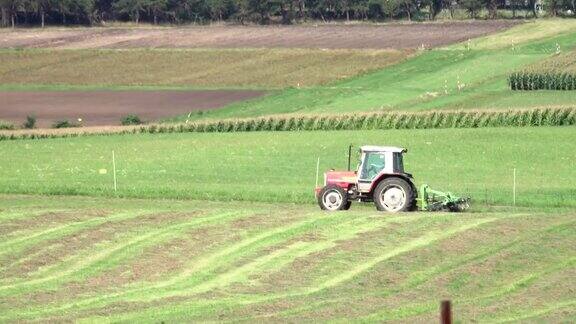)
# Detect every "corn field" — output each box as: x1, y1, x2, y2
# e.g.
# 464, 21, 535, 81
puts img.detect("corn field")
509, 72, 576, 90
510, 50, 576, 90
1, 107, 575, 141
